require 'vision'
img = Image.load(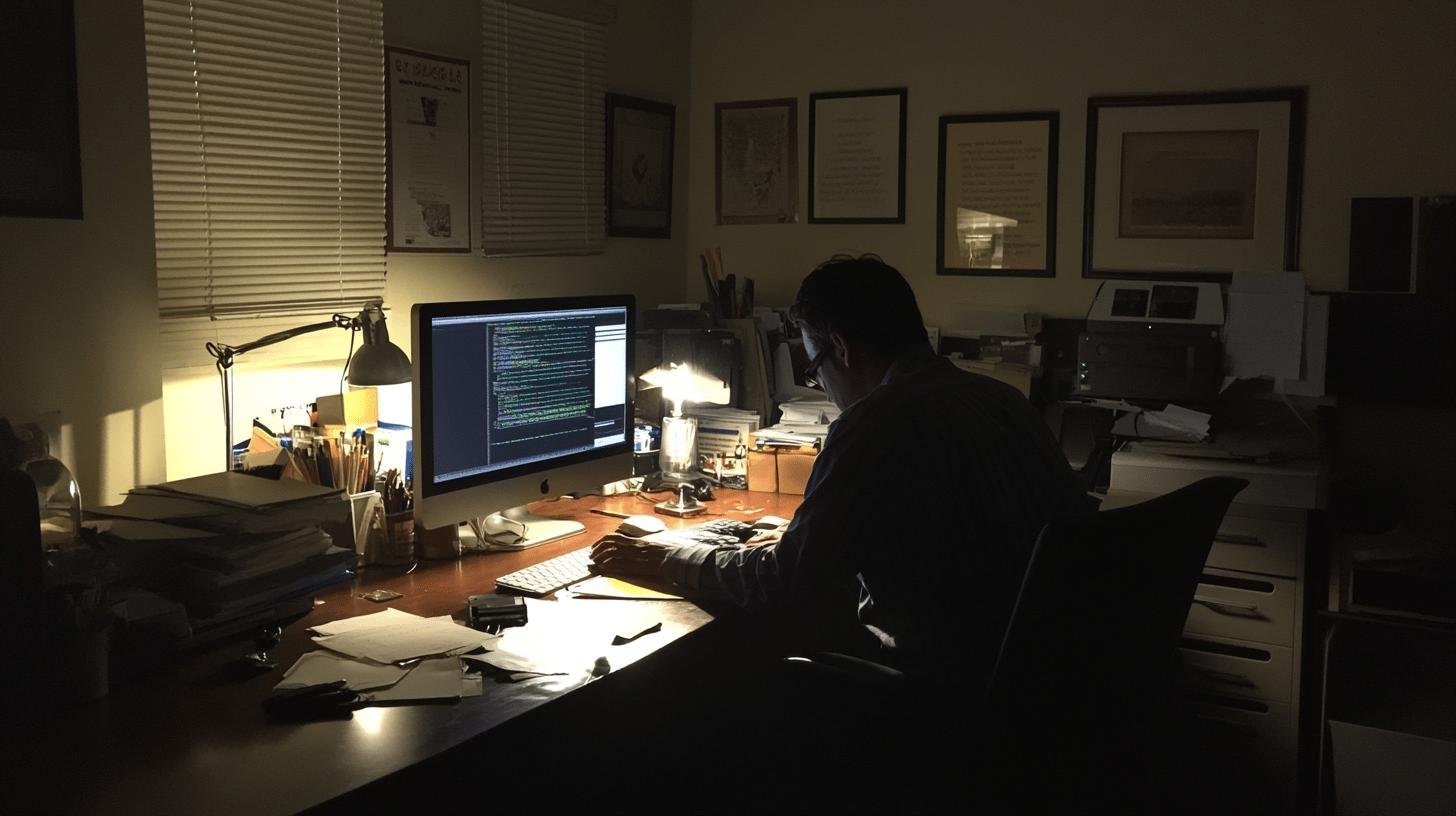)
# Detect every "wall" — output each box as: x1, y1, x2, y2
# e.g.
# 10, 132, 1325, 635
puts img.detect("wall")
685, 0, 1456, 323
162, 0, 693, 480
0, 0, 165, 504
